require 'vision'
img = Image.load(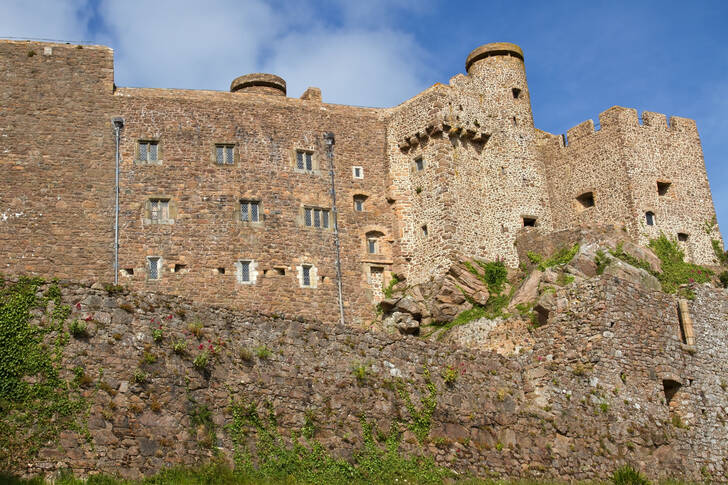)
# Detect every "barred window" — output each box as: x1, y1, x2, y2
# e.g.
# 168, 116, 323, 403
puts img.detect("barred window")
149, 199, 170, 221
304, 207, 329, 228
148, 257, 160, 280
239, 261, 250, 282
216, 144, 234, 165
302, 265, 311, 287
240, 200, 260, 222
296, 150, 313, 171
138, 140, 159, 162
